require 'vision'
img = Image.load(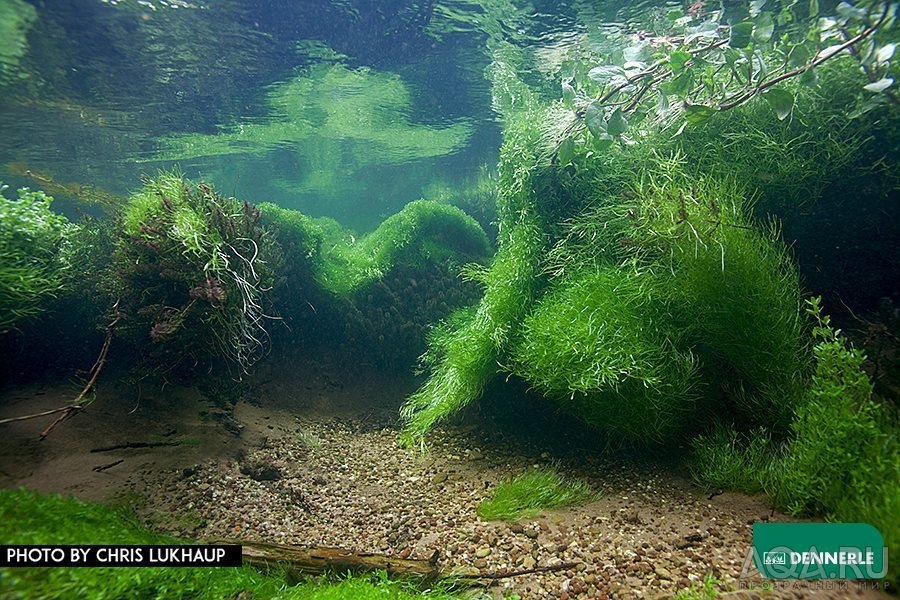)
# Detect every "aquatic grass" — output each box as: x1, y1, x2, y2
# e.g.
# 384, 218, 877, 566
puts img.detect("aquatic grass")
476, 467, 596, 521
0, 489, 459, 599
690, 425, 770, 495
511, 266, 701, 443
400, 213, 545, 443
